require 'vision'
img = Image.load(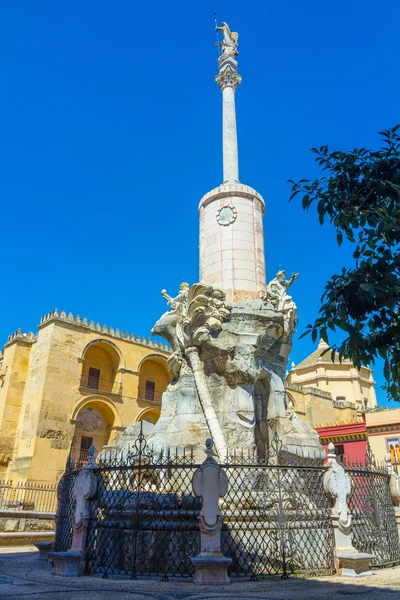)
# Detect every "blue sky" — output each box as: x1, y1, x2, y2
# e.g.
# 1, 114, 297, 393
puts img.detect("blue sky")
1, 1, 398, 406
